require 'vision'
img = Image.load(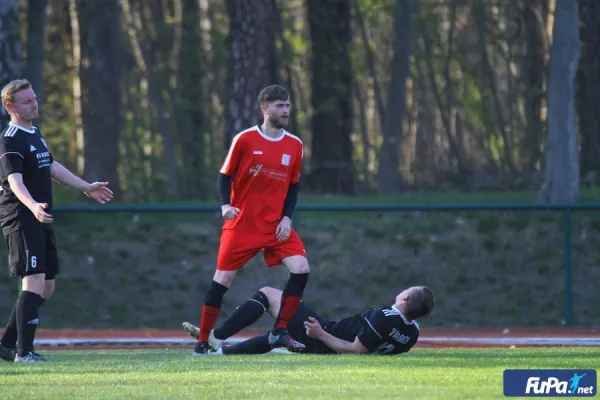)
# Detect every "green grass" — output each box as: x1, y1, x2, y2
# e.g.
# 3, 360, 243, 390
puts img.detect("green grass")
1, 348, 598, 399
